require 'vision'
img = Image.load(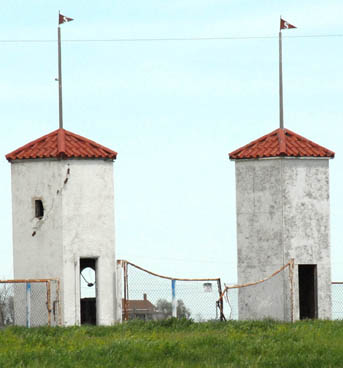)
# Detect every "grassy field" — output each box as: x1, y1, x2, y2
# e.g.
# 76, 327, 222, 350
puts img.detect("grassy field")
1, 319, 343, 367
